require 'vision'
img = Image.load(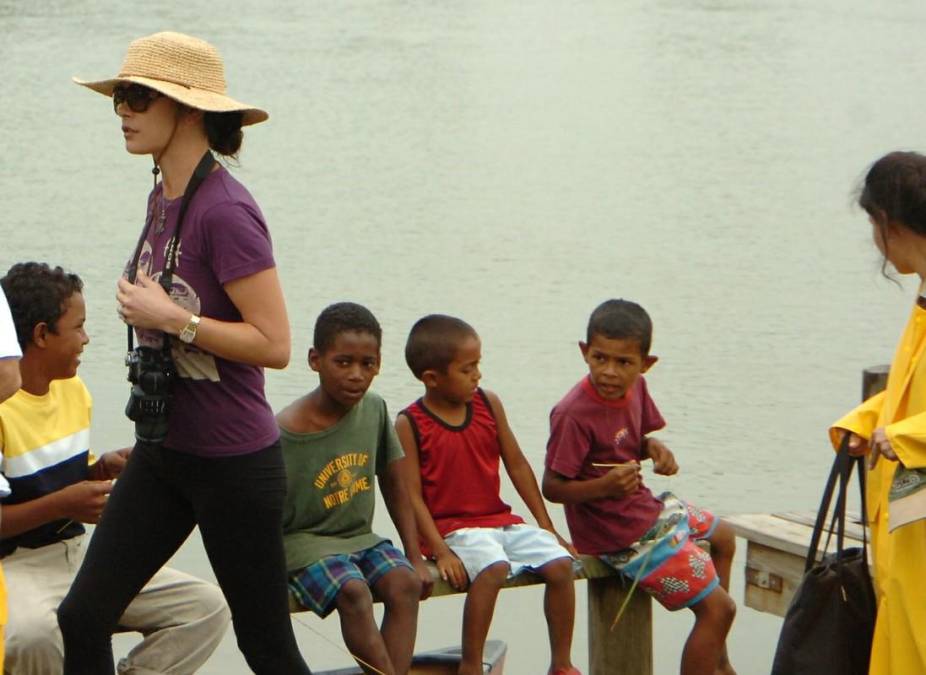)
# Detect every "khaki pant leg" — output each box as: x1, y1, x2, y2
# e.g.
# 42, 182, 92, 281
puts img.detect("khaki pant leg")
4, 538, 84, 675
115, 566, 230, 675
